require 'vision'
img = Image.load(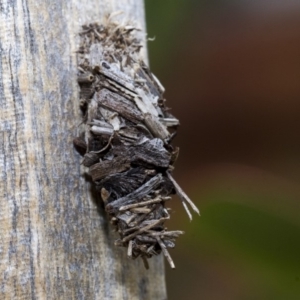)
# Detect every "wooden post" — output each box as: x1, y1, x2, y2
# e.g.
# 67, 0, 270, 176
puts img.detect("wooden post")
0, 1, 166, 299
